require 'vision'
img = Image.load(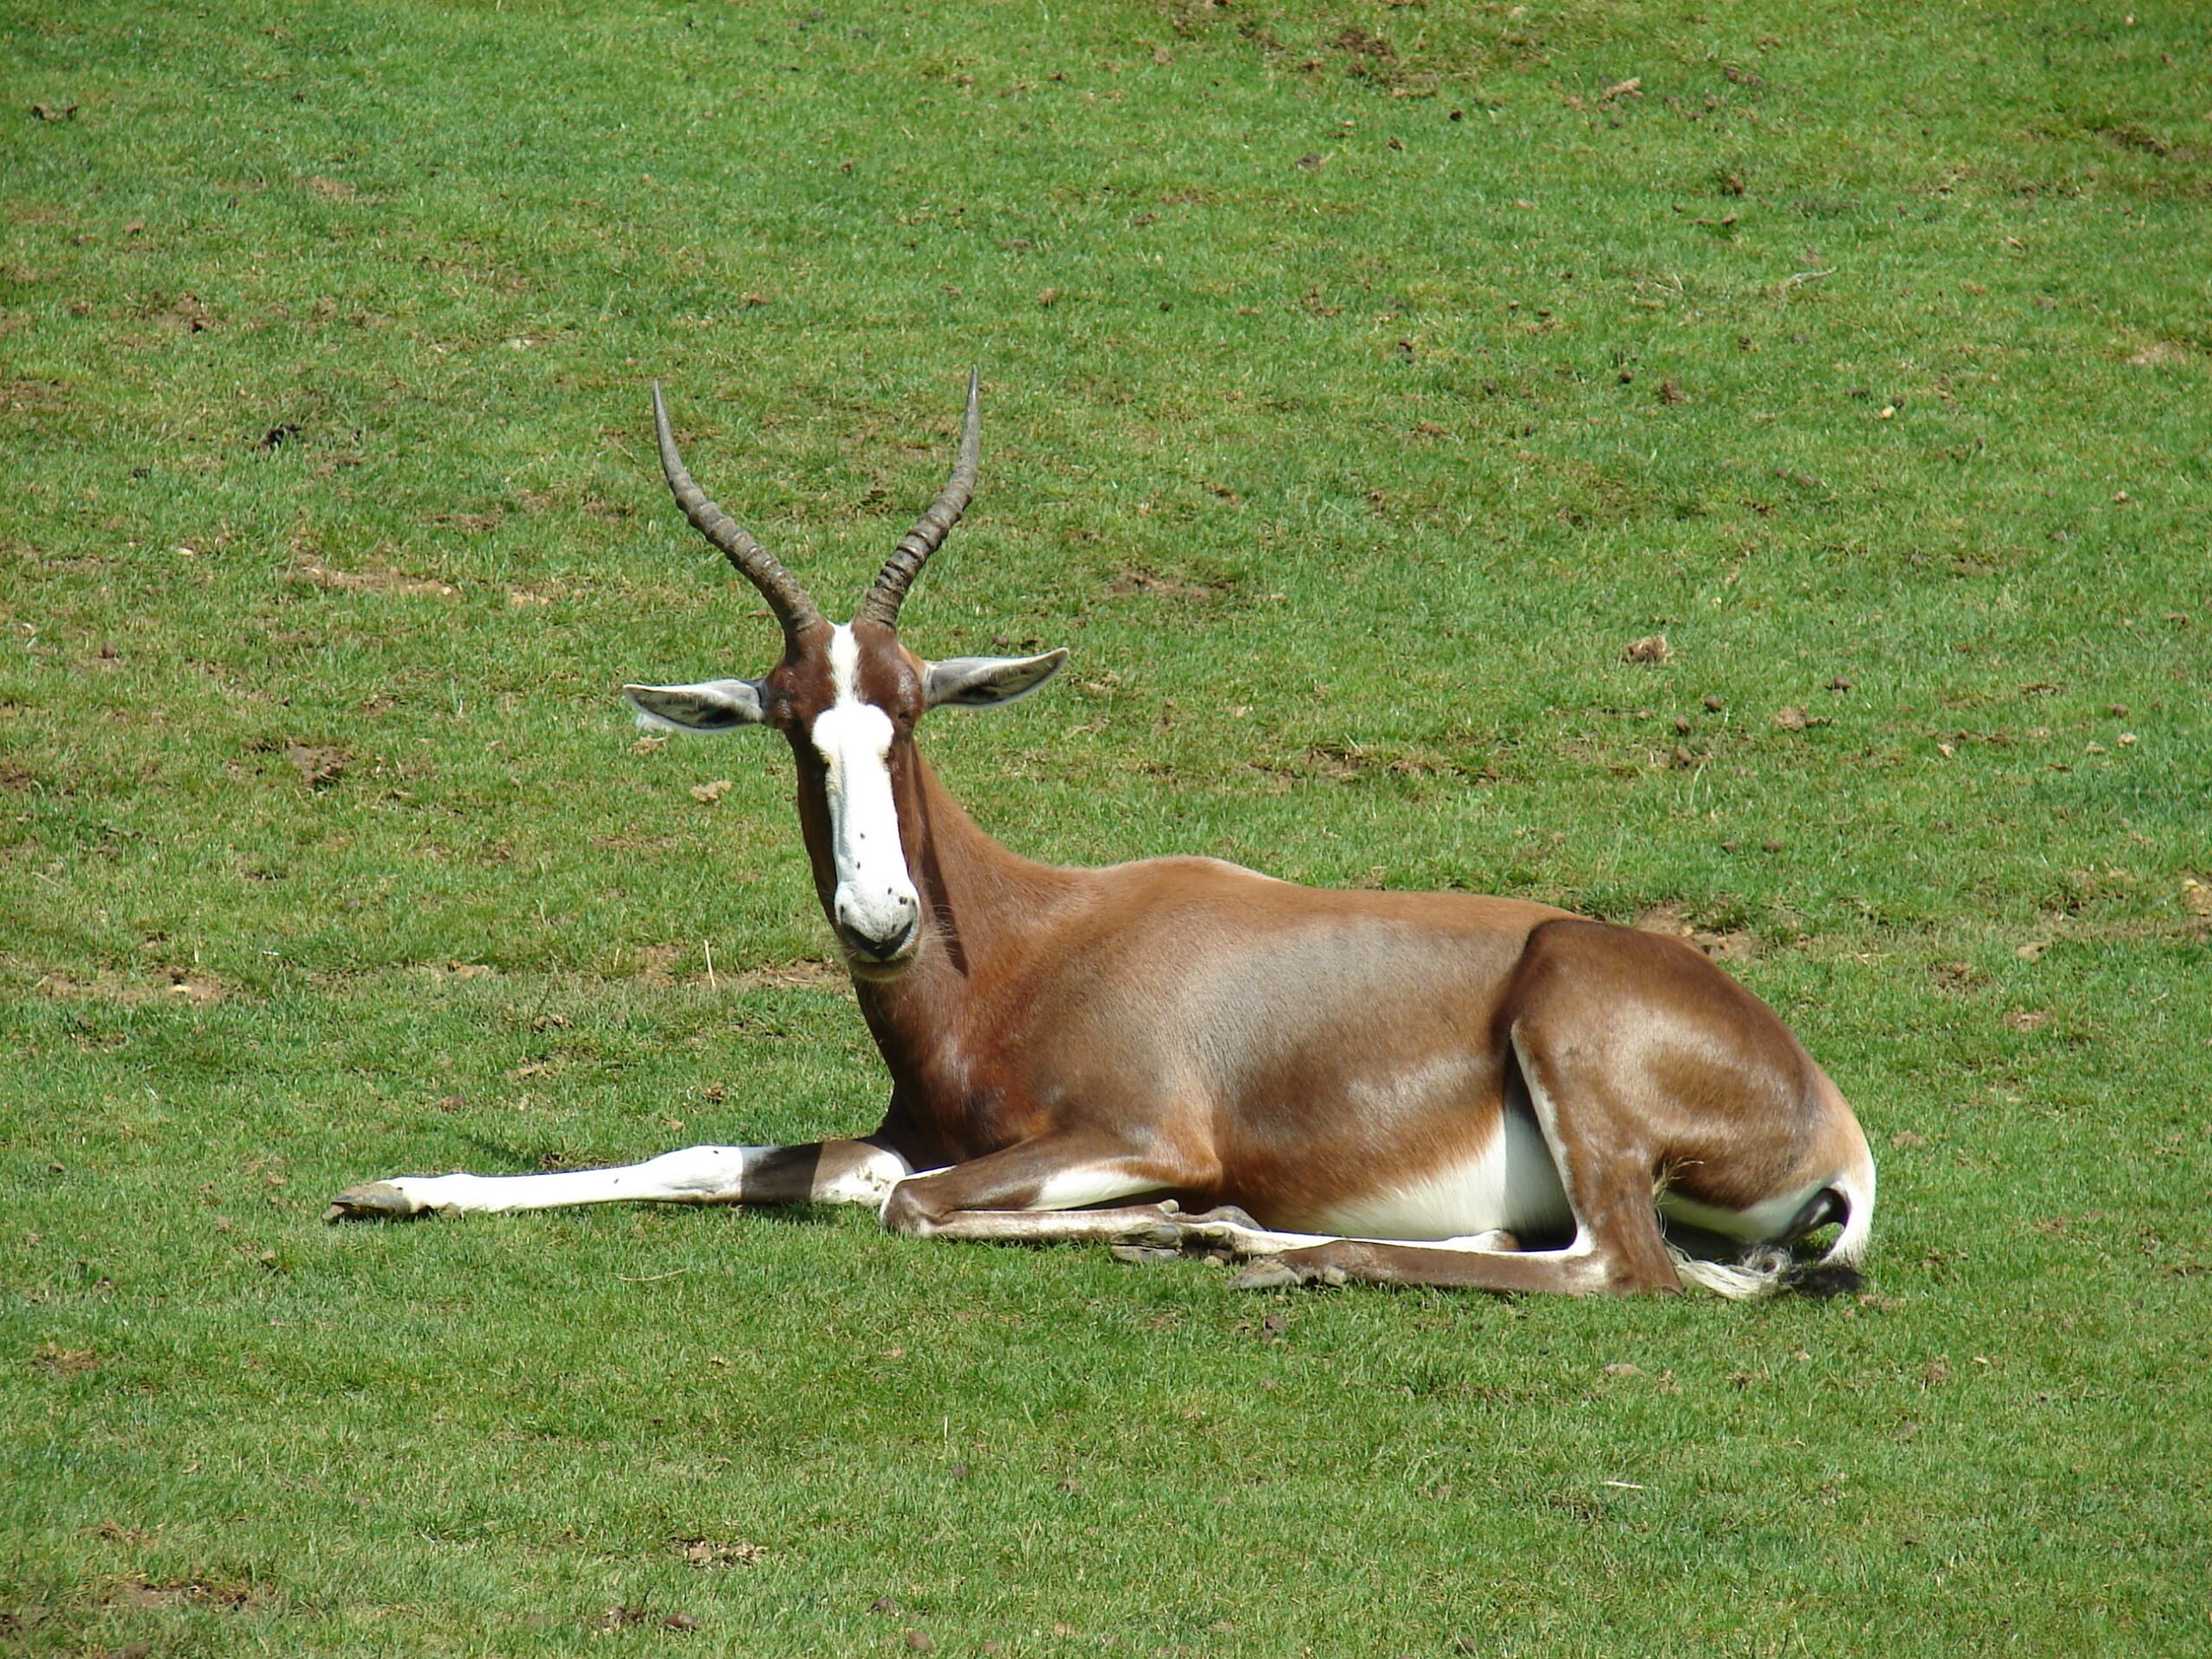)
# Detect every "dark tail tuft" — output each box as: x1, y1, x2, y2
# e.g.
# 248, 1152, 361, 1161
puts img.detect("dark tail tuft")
1783, 1257, 1864, 1299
